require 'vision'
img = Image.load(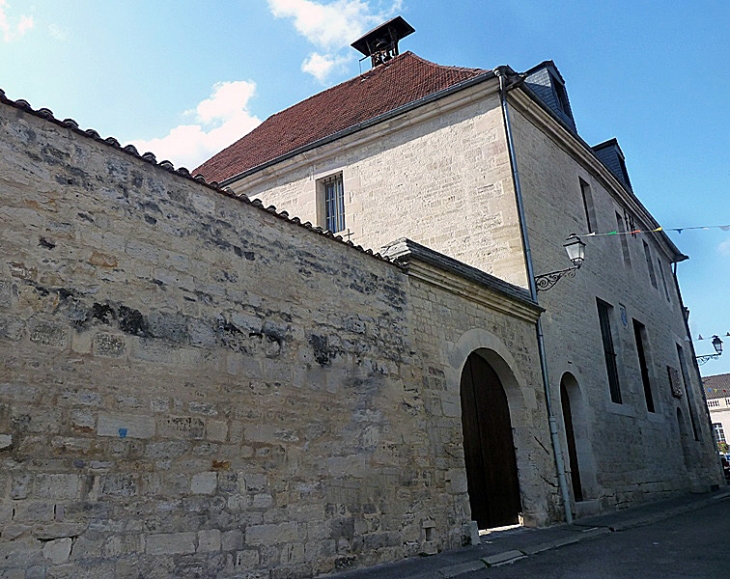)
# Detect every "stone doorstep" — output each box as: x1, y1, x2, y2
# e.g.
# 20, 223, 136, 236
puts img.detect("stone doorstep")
481, 550, 527, 567
573, 498, 602, 518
